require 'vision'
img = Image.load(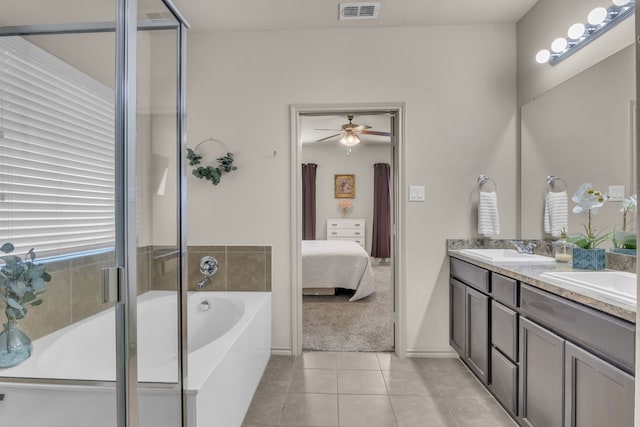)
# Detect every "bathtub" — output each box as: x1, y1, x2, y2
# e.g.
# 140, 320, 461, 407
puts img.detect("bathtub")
0, 291, 271, 427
